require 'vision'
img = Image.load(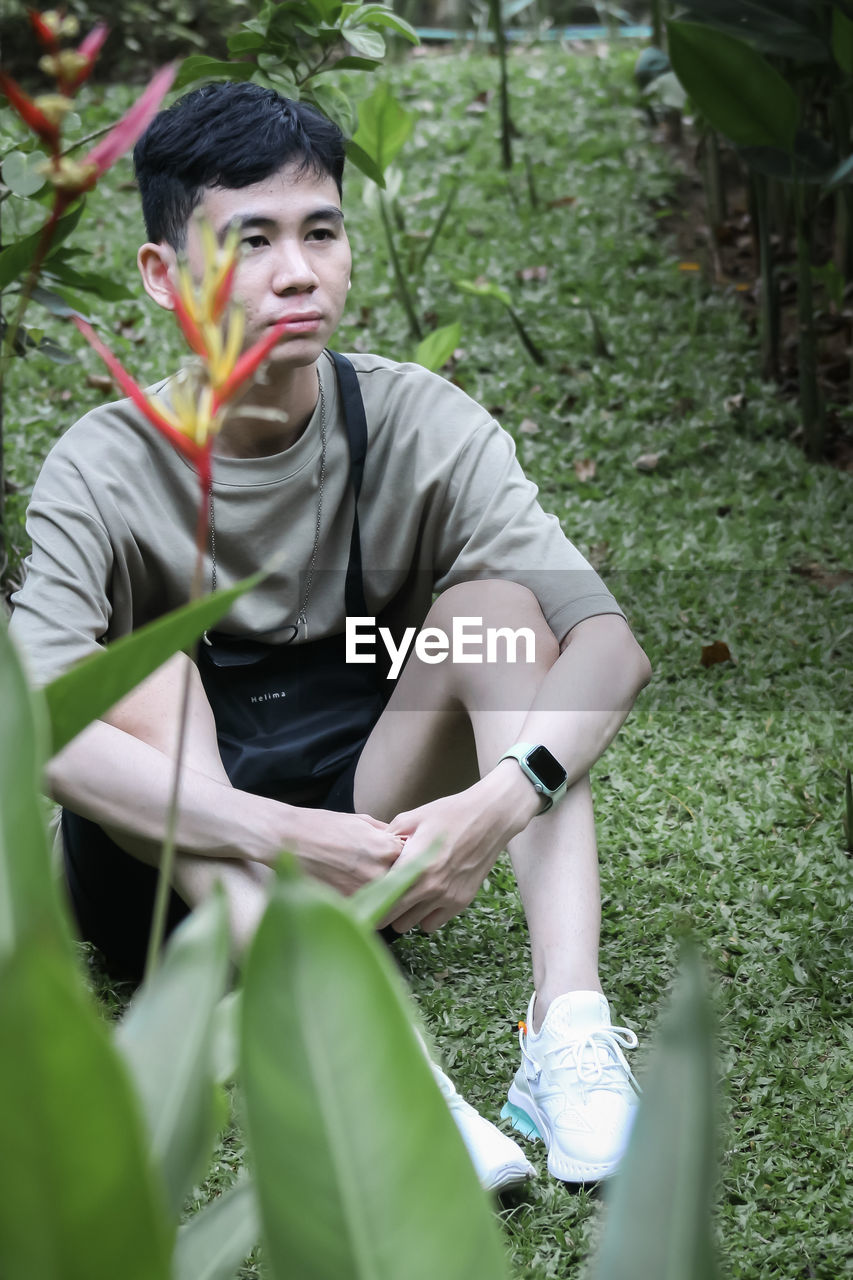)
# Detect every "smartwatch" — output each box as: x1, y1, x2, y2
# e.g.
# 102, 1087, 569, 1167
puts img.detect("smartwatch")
499, 742, 568, 813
